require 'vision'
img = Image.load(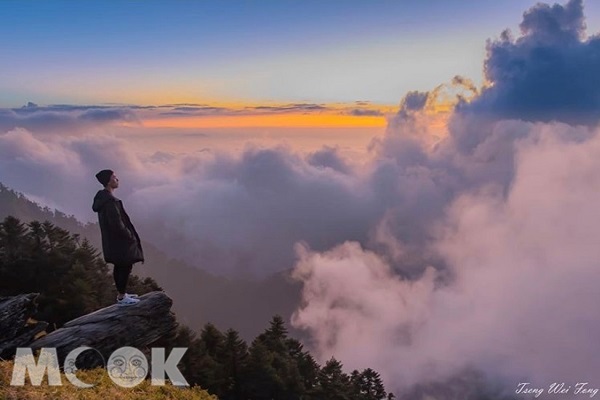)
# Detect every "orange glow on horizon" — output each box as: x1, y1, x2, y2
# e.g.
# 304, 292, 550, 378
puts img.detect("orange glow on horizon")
142, 113, 388, 129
